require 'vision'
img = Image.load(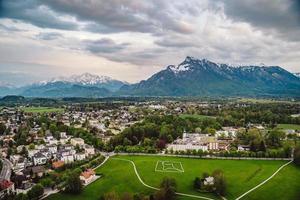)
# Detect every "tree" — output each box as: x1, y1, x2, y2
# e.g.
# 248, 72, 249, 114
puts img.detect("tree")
0, 123, 6, 135
103, 191, 120, 200
121, 192, 133, 200
15, 193, 28, 200
27, 184, 44, 200
212, 170, 227, 196
193, 177, 201, 189
259, 140, 266, 152
156, 139, 166, 149
266, 129, 285, 147
28, 143, 35, 150
294, 145, 300, 166
65, 171, 82, 194
155, 177, 177, 200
